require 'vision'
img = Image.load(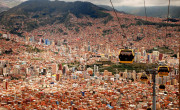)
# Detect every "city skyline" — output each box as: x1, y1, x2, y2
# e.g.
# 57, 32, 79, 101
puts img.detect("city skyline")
0, 0, 179, 109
